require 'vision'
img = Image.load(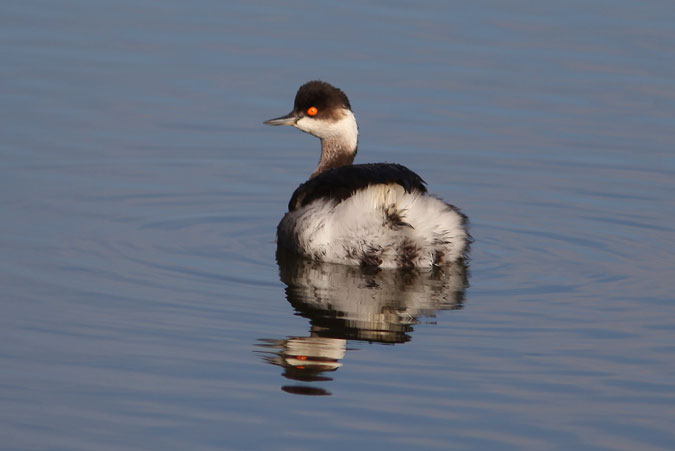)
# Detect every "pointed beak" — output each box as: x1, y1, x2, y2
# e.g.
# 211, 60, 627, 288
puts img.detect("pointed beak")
264, 111, 300, 126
